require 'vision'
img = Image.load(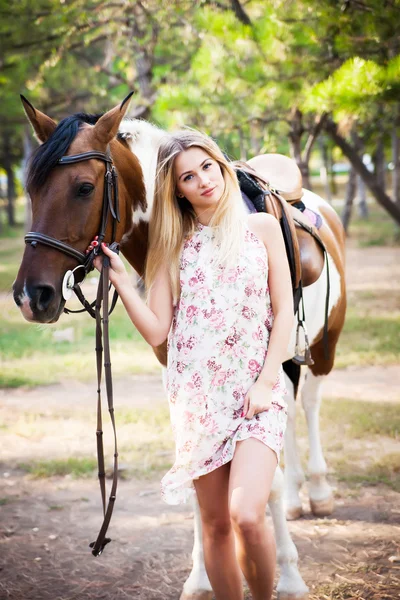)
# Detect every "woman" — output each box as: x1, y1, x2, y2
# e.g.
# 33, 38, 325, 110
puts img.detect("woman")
88, 130, 293, 600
